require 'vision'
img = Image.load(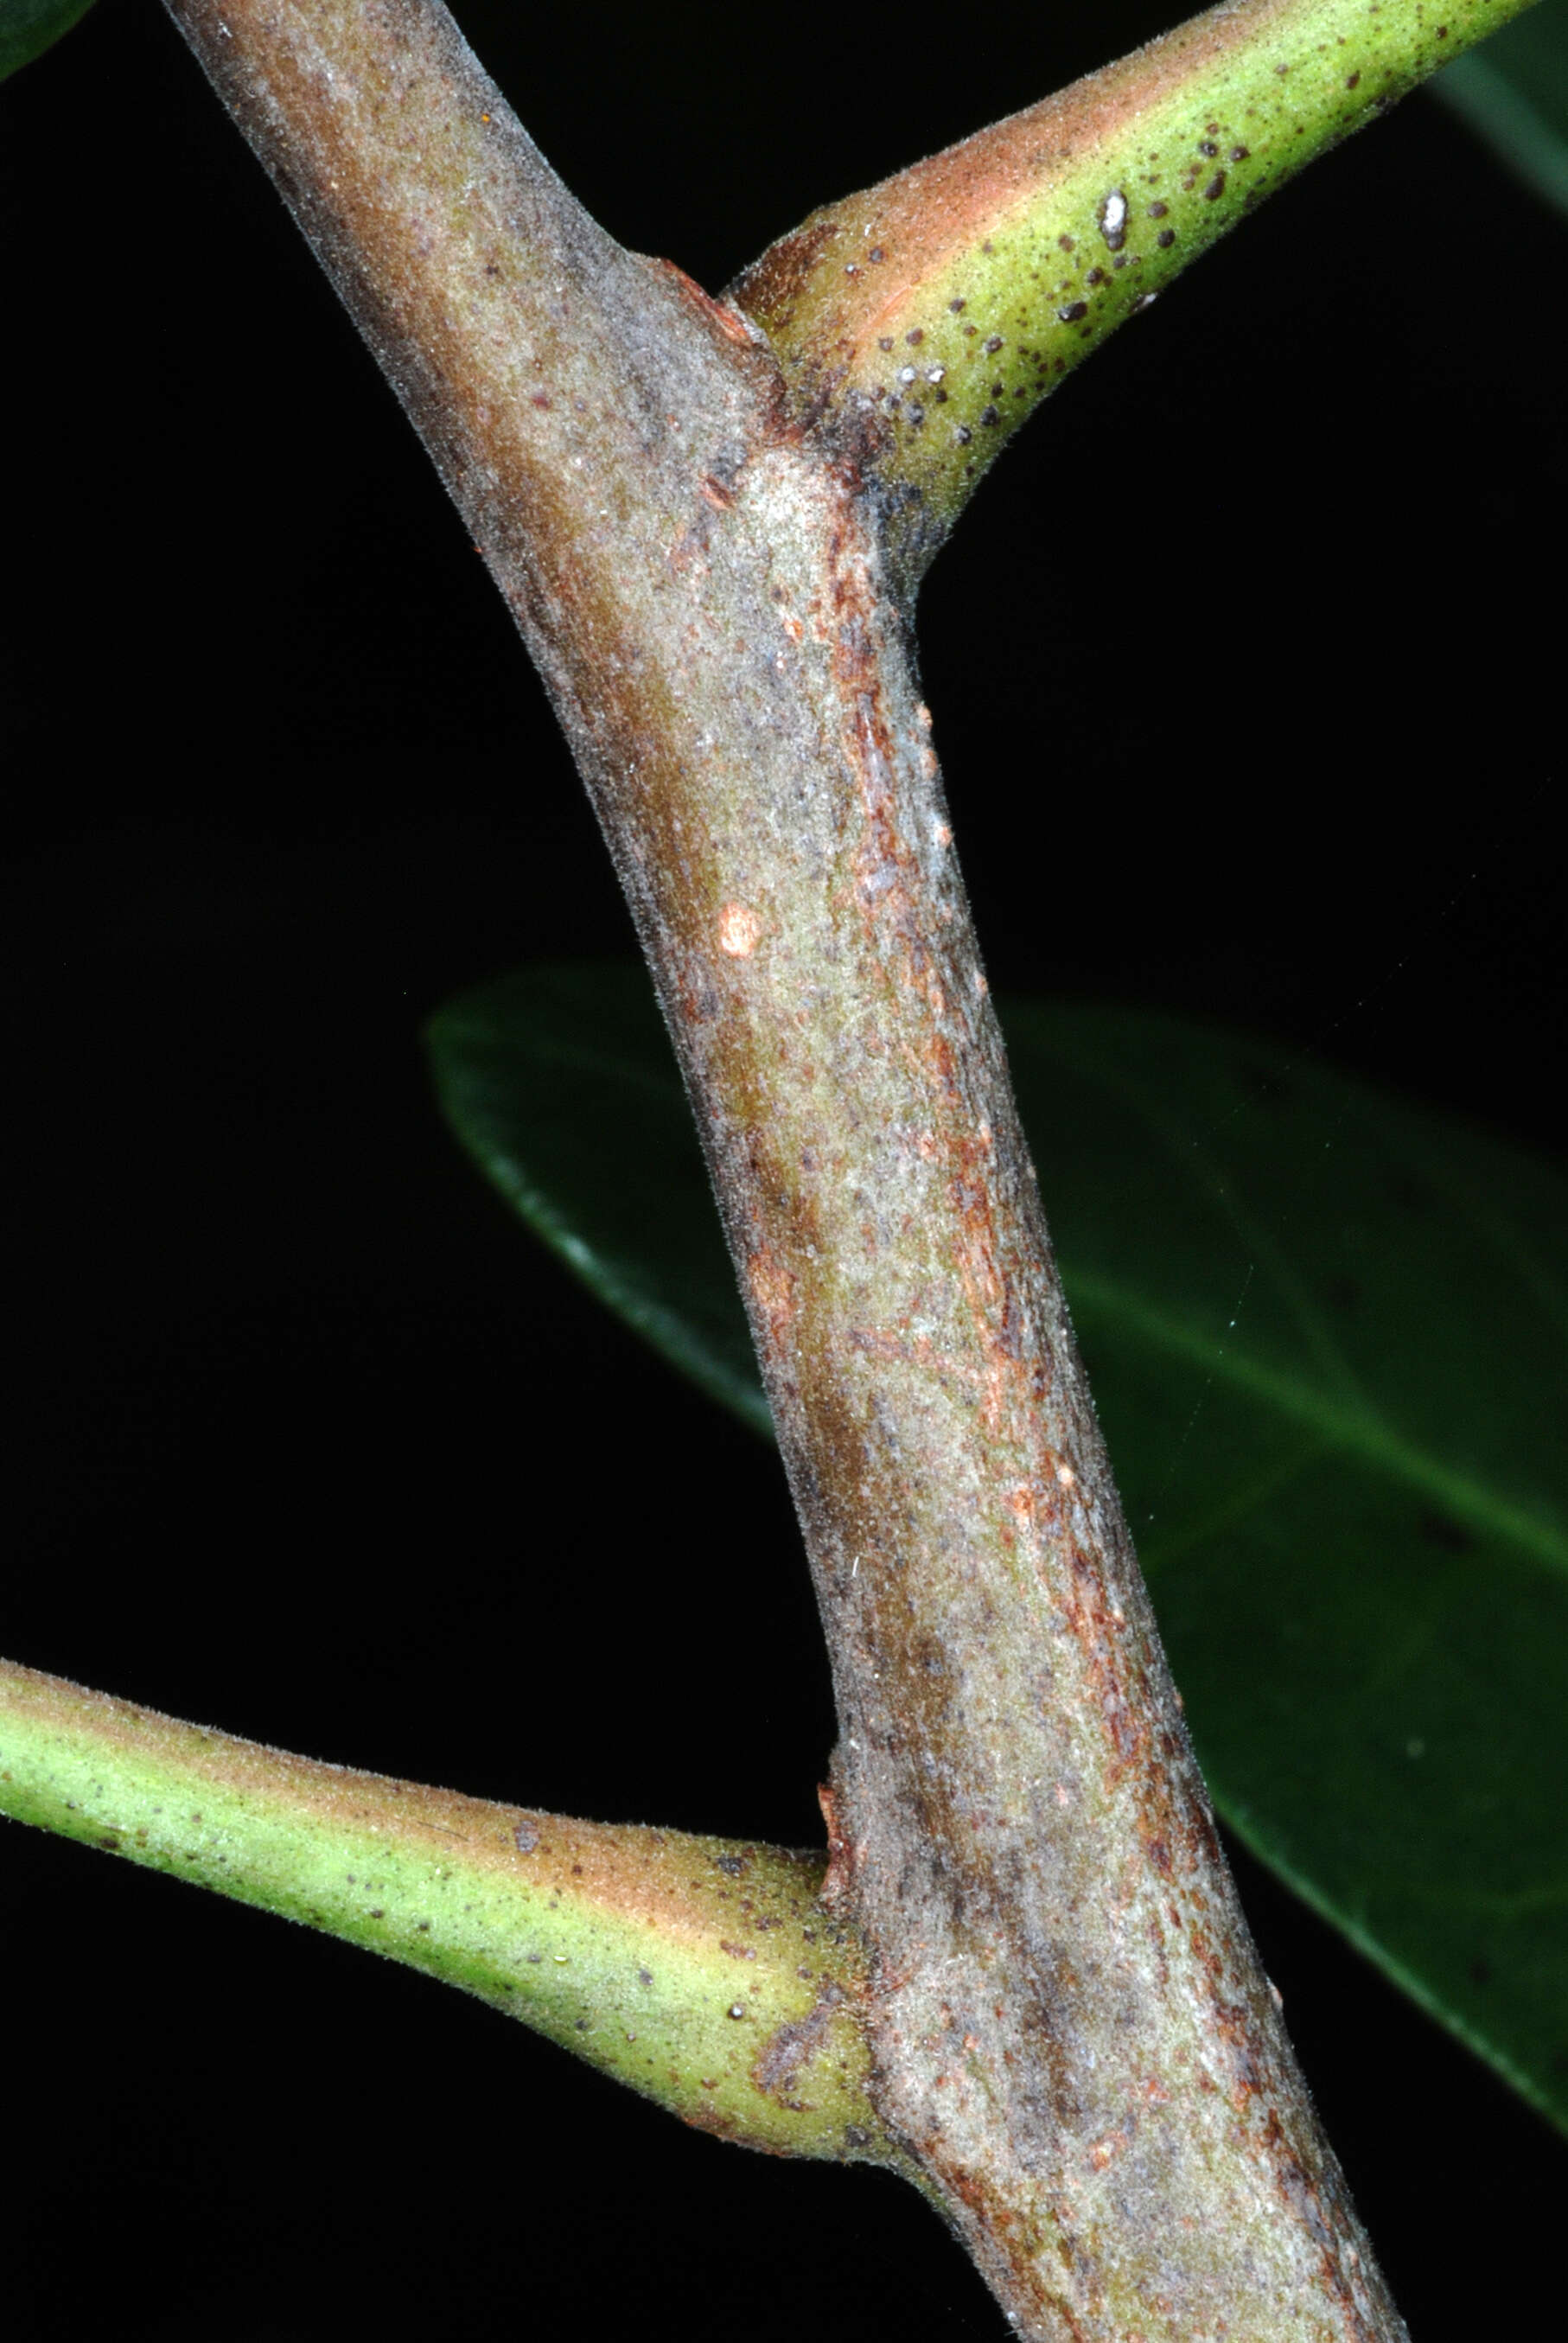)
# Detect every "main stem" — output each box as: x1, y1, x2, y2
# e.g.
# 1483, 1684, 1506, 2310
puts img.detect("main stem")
133, 2, 1445, 2333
